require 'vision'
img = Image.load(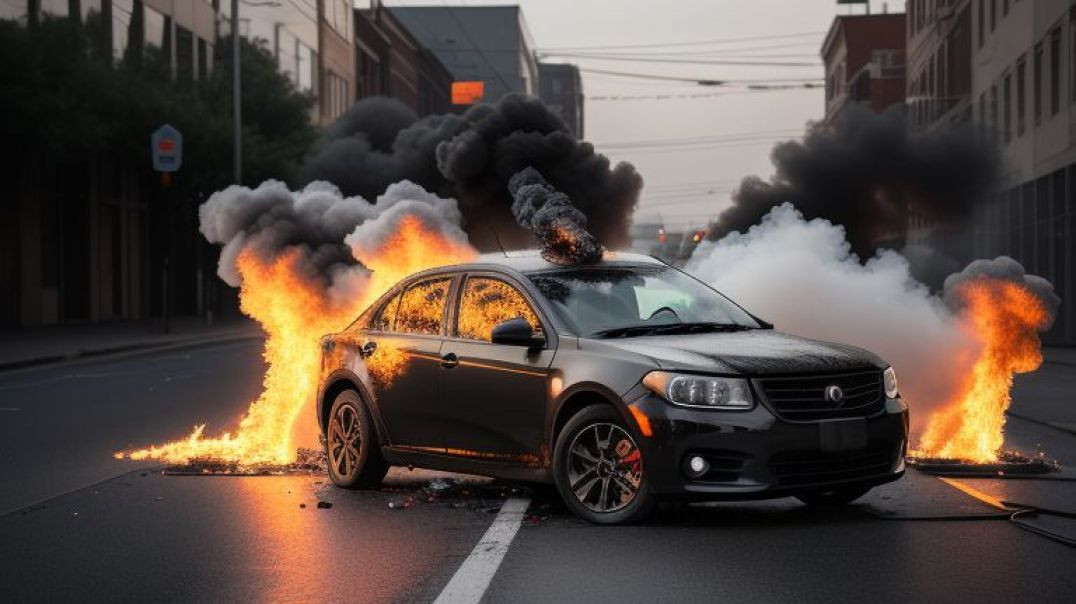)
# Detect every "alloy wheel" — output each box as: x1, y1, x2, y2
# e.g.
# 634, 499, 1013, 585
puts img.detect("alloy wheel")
566, 422, 643, 513
328, 401, 362, 479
